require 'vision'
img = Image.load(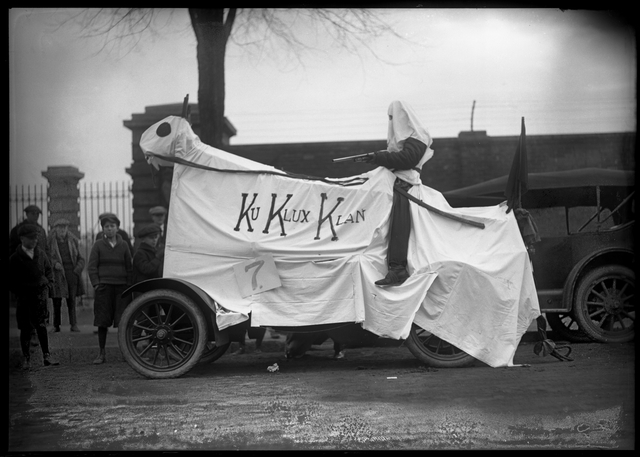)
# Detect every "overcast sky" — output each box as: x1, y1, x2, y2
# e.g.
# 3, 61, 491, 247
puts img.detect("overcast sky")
9, 8, 636, 187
